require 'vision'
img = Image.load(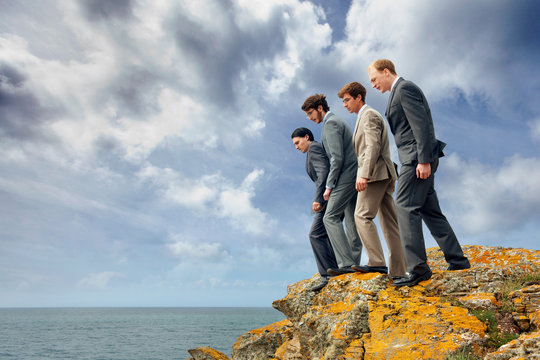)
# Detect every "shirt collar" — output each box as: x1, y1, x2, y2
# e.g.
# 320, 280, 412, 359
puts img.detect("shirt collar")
391, 76, 402, 91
